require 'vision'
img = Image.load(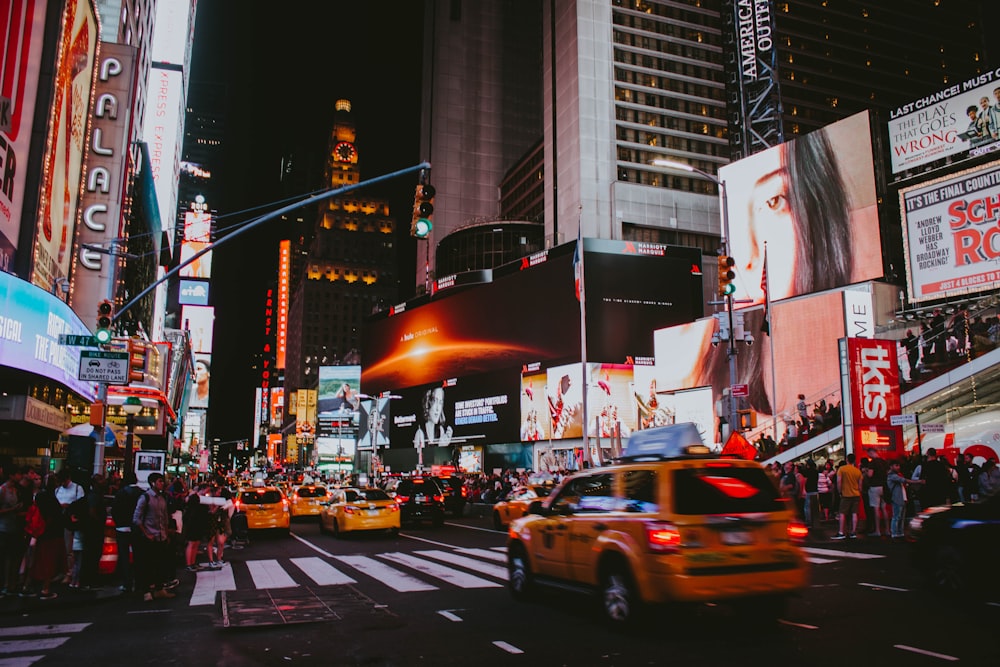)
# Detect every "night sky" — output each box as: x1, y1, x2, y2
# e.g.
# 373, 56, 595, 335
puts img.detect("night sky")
188, 1, 424, 442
